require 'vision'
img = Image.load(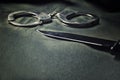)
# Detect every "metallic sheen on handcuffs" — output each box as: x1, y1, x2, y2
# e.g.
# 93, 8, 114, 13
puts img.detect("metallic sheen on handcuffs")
8, 10, 99, 28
